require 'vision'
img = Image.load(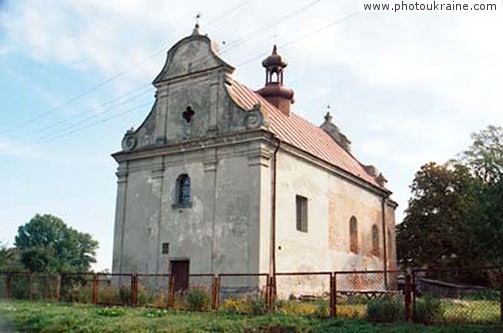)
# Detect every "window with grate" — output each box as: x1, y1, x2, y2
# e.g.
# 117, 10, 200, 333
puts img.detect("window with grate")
349, 216, 358, 253
177, 174, 191, 206
387, 228, 393, 259
296, 195, 308, 232
372, 224, 380, 257
162, 242, 169, 254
